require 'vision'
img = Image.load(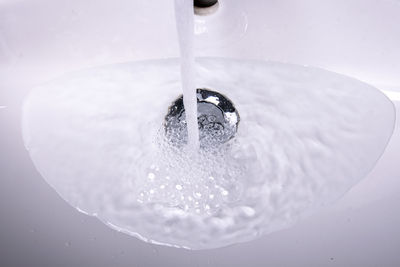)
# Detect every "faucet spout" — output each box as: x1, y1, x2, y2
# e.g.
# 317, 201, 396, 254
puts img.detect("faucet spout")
194, 0, 218, 8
